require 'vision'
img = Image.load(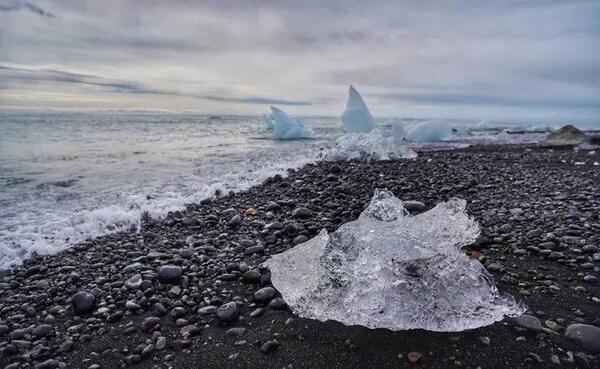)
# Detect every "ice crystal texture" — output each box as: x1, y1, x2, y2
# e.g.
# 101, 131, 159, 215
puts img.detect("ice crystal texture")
265, 190, 524, 332
262, 106, 313, 140
342, 86, 376, 133
325, 129, 417, 161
